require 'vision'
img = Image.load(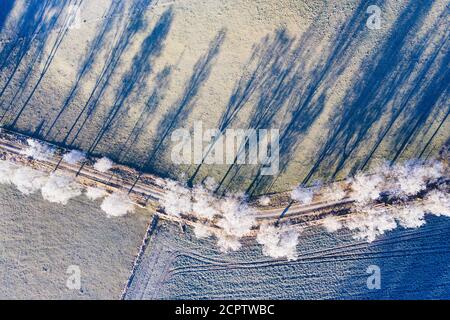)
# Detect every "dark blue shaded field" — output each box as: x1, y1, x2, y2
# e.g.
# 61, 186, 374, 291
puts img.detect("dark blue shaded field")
125, 216, 450, 299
